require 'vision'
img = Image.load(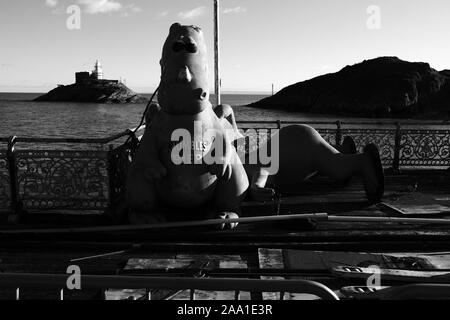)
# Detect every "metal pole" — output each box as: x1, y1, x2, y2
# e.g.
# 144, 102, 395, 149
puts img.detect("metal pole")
0, 213, 328, 235
0, 273, 340, 300
214, 0, 221, 106
393, 122, 401, 174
